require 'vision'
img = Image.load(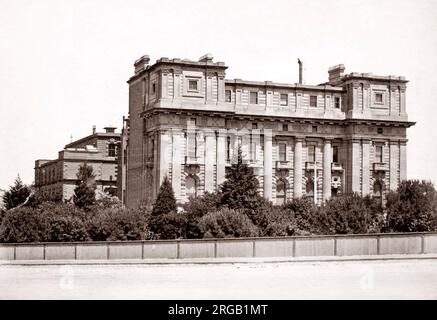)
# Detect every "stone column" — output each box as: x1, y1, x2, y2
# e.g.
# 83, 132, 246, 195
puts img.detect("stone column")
351, 139, 361, 193
389, 140, 399, 191
216, 129, 227, 187
323, 138, 332, 201
204, 129, 215, 193
399, 139, 407, 181
263, 129, 273, 200
171, 129, 183, 202
361, 139, 370, 195
294, 137, 303, 198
